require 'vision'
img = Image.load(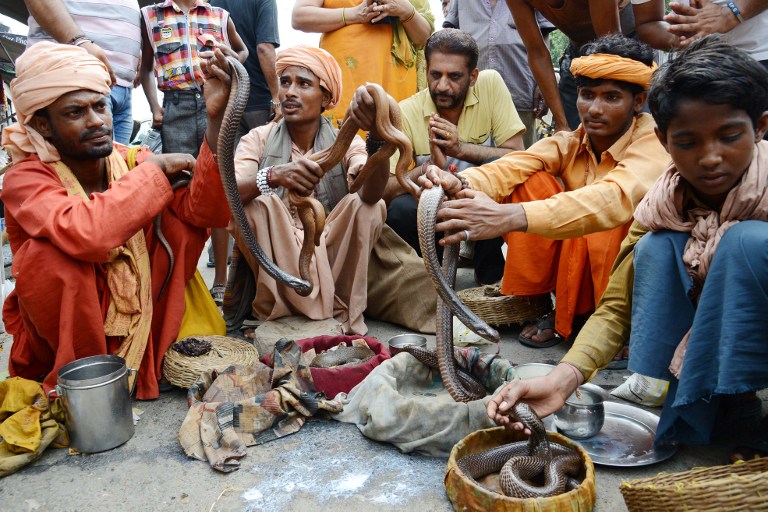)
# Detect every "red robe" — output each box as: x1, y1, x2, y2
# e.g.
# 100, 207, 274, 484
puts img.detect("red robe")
1, 141, 229, 399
